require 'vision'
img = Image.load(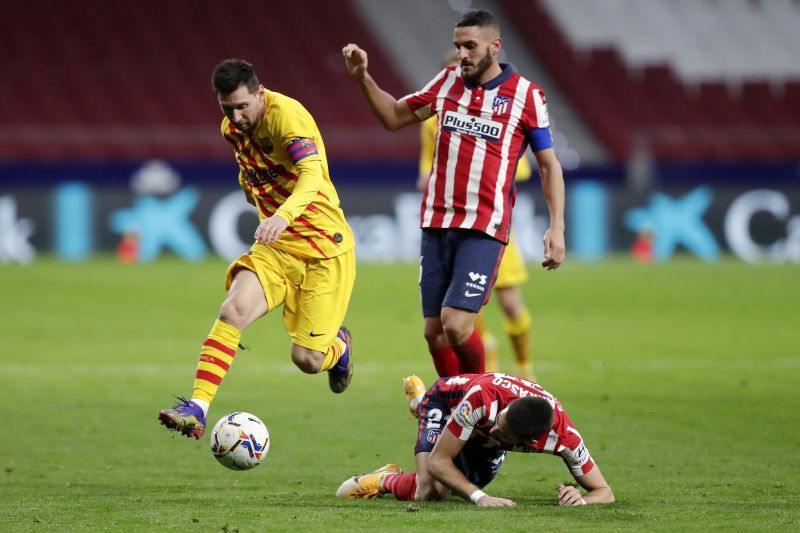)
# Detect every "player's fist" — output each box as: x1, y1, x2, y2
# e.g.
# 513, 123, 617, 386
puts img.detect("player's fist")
342, 43, 368, 79
542, 226, 565, 270
557, 483, 587, 506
